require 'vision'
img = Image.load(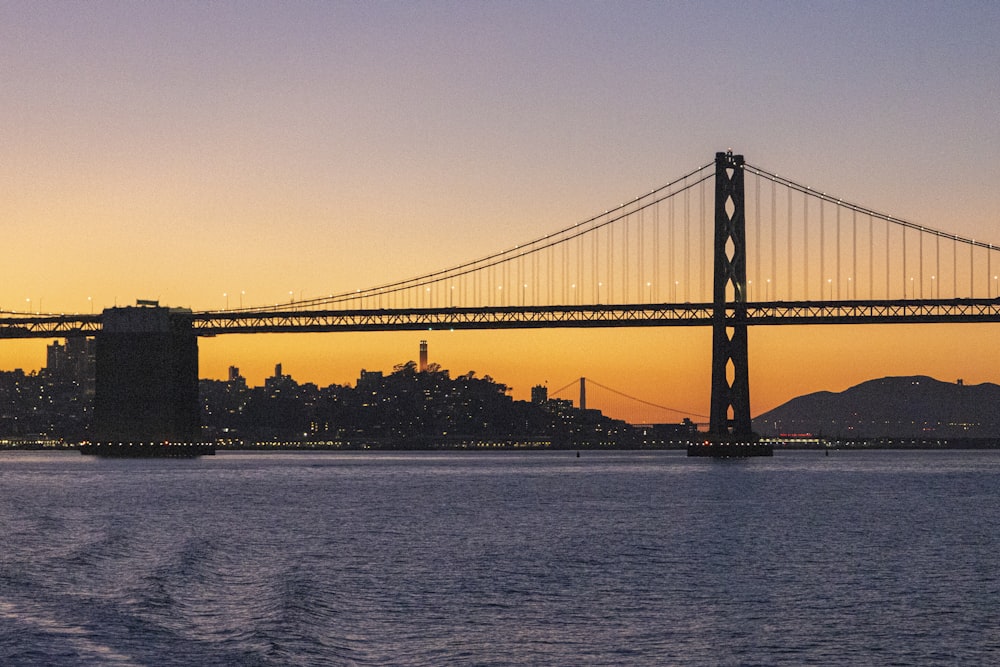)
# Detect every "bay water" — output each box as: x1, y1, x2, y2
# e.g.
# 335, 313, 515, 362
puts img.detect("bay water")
1, 449, 998, 665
